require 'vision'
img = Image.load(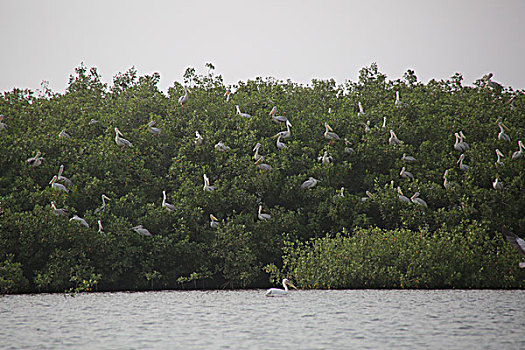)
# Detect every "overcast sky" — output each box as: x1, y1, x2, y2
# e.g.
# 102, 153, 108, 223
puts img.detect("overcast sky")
1, 0, 524, 94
